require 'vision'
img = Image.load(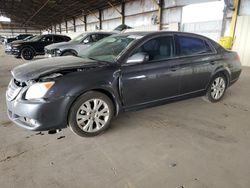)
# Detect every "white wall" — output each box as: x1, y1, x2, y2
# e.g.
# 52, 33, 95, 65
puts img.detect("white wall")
239, 0, 250, 16
233, 16, 250, 66
46, 0, 223, 36
182, 20, 223, 41
52, 0, 219, 34
0, 28, 41, 38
